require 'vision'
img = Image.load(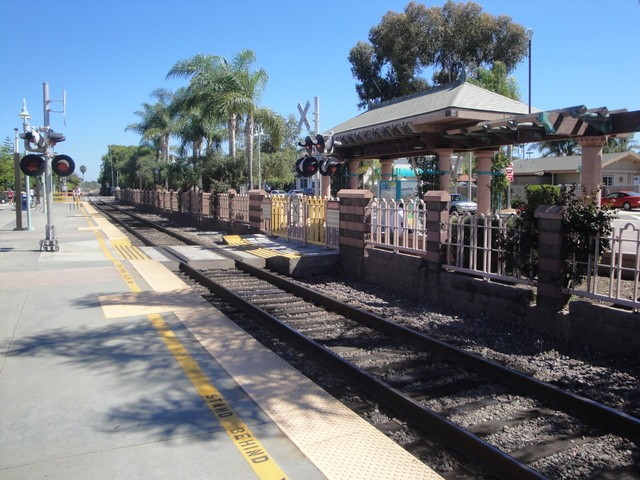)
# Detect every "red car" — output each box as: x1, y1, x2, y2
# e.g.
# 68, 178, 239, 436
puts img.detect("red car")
600, 191, 640, 210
